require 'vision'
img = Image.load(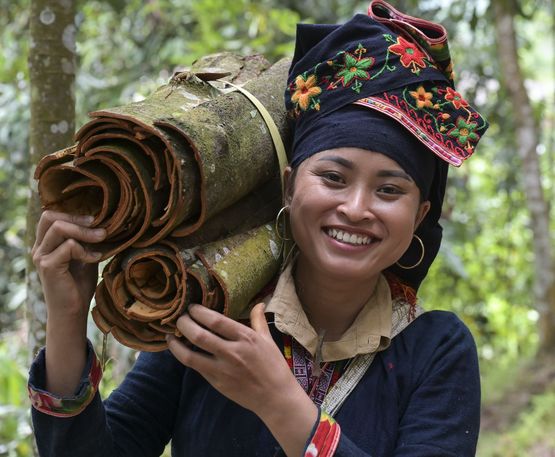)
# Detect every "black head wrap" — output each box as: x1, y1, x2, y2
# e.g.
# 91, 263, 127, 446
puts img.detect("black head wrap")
285, 0, 488, 290
291, 103, 437, 200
